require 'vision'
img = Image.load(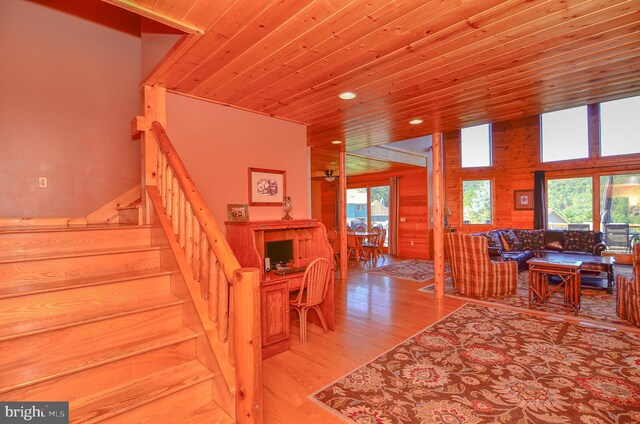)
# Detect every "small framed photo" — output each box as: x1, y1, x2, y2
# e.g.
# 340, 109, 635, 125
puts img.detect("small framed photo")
514, 189, 534, 210
248, 167, 286, 206
227, 204, 249, 222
